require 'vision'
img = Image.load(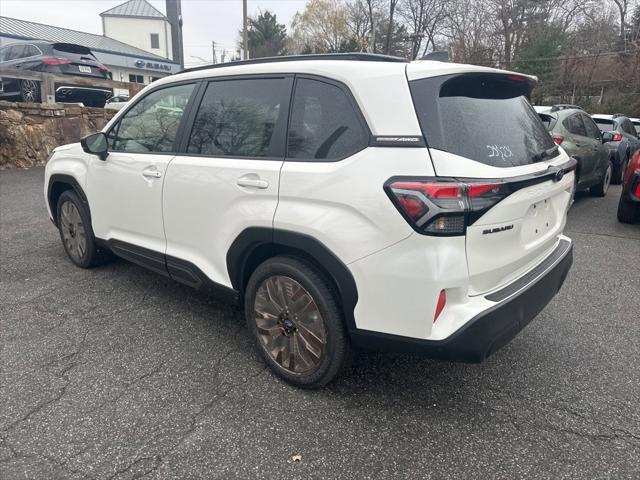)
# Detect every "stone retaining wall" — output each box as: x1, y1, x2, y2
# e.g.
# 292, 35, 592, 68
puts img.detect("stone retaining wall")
0, 101, 115, 168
